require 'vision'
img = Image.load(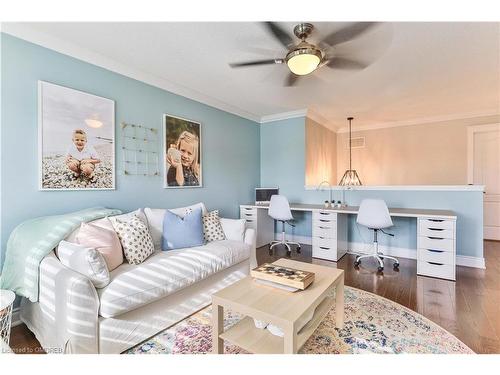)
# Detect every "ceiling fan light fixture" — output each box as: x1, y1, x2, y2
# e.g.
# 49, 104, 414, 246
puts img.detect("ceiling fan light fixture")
286, 47, 322, 76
